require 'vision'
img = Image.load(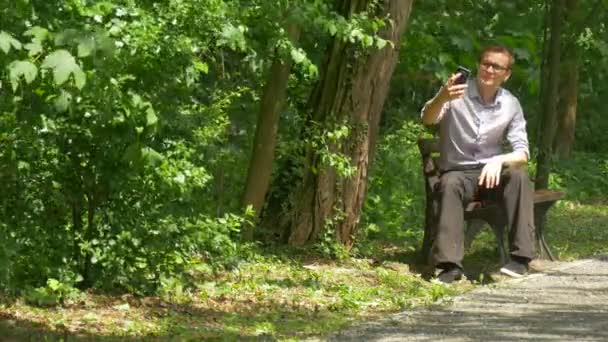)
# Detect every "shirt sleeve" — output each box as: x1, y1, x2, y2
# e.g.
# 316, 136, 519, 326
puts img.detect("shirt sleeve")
506, 99, 530, 158
420, 95, 450, 124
